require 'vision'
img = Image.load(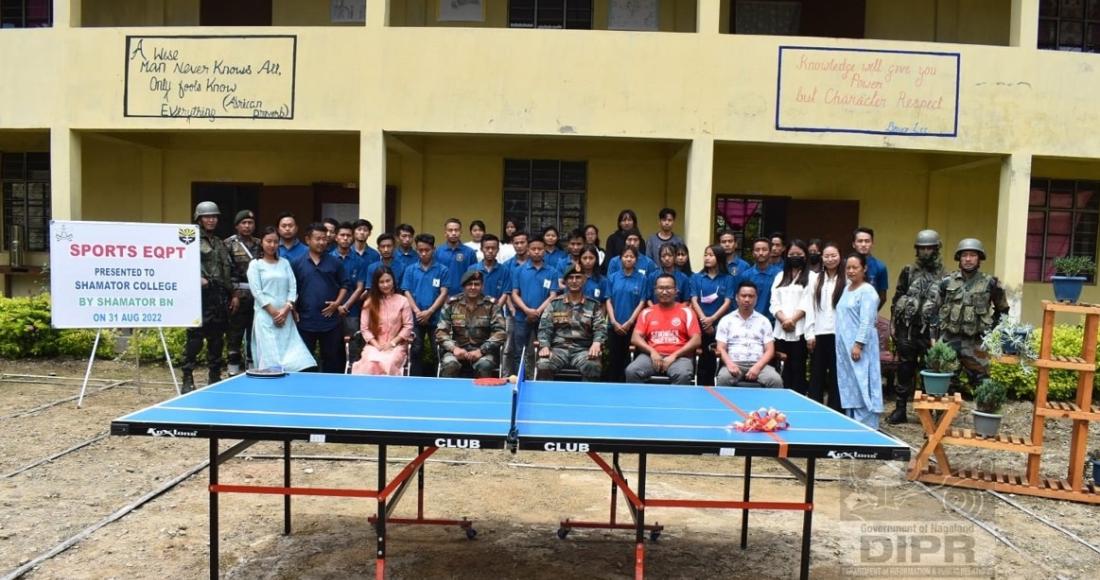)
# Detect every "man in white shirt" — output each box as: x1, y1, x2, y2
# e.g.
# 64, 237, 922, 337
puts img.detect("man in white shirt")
715, 281, 783, 387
